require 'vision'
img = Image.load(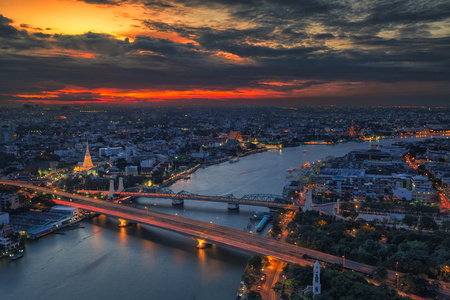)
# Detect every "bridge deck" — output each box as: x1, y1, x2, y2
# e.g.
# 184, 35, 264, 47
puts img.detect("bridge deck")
117, 191, 291, 207
4, 180, 450, 298
1, 180, 373, 274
